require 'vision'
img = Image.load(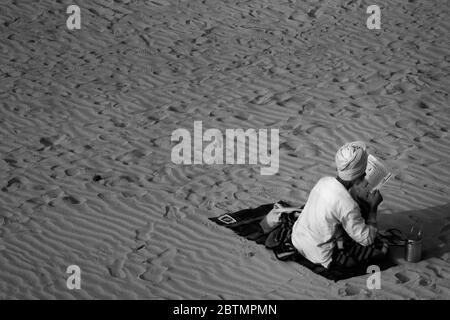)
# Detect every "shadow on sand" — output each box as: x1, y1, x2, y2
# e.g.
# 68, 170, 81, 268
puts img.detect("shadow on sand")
379, 202, 450, 261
